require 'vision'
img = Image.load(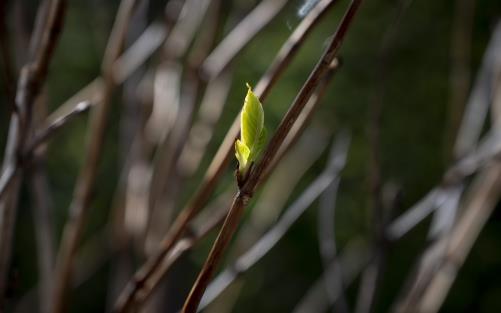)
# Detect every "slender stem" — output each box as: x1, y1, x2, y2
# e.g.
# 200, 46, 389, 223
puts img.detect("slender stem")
318, 136, 350, 313
51, 1, 138, 312
27, 101, 91, 153
111, 0, 340, 309
201, 0, 288, 80
0, 0, 66, 307
199, 133, 350, 311
182, 2, 363, 311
